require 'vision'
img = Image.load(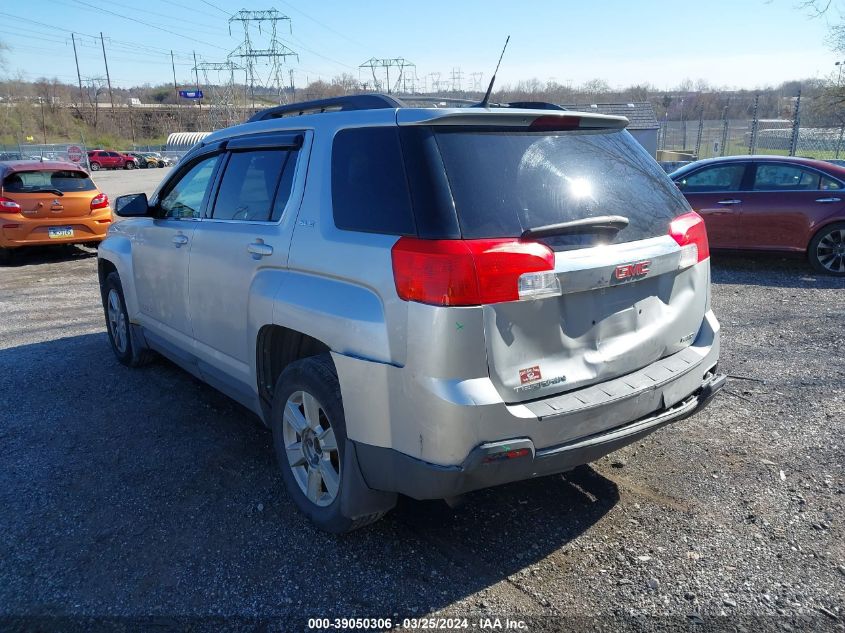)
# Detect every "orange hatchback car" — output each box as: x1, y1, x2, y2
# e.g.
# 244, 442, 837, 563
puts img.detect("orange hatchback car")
0, 161, 112, 263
